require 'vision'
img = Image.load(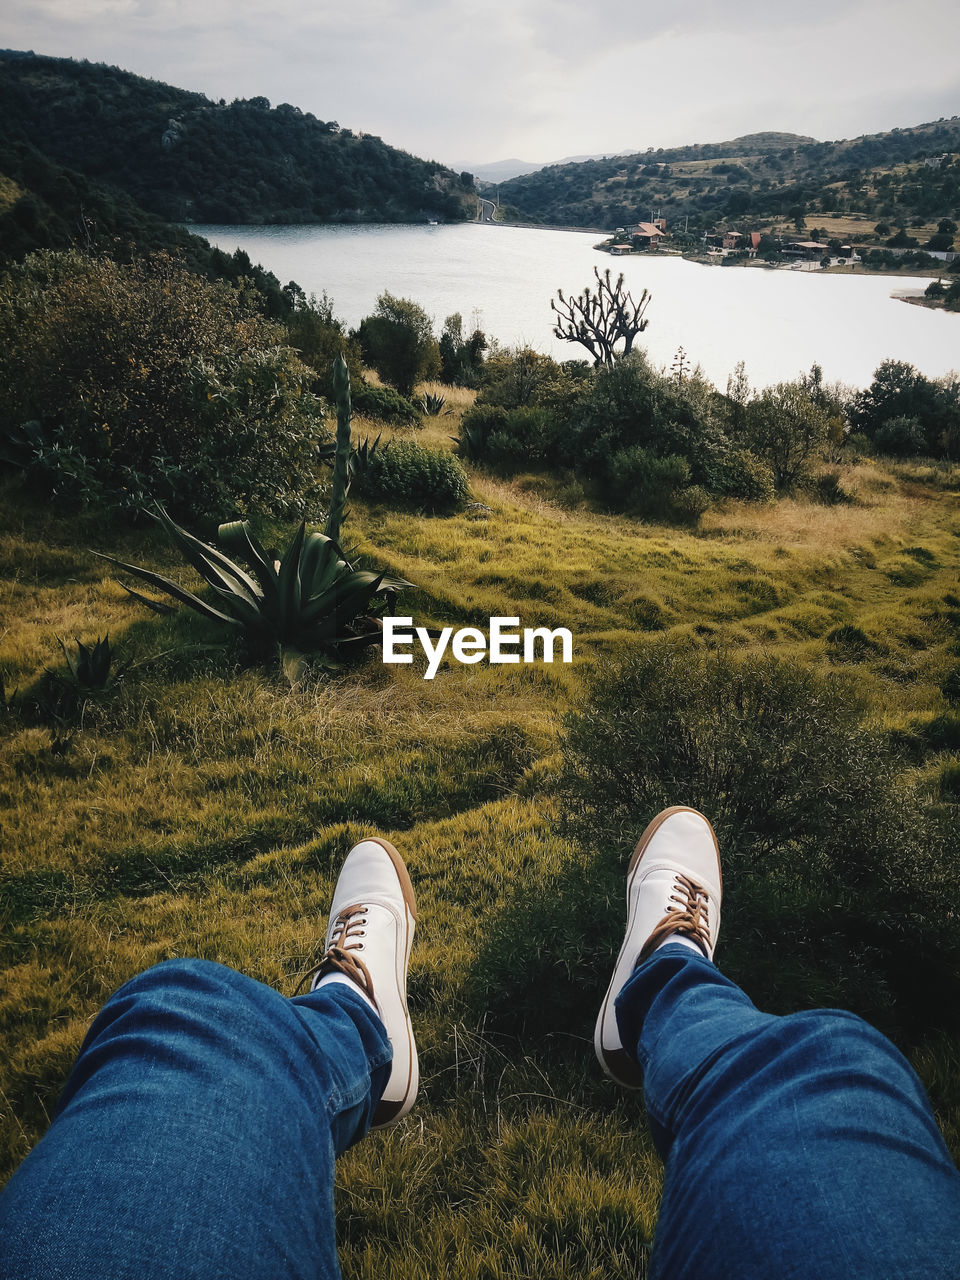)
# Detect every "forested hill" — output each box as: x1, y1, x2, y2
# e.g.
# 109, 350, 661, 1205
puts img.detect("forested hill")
0, 52, 474, 224
495, 120, 960, 230
0, 136, 298, 316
